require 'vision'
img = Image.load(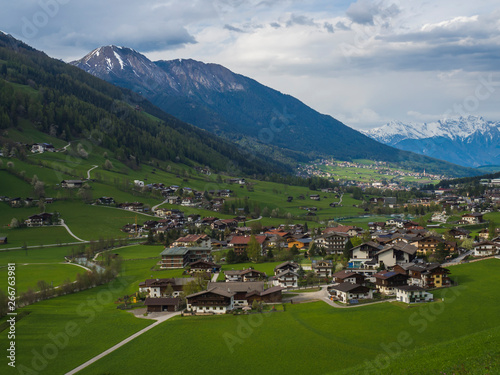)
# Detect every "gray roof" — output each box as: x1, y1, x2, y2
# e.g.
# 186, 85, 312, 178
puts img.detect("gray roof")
186, 287, 234, 299
207, 281, 265, 293
330, 282, 369, 293
395, 285, 425, 292
376, 242, 417, 256
160, 246, 211, 256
